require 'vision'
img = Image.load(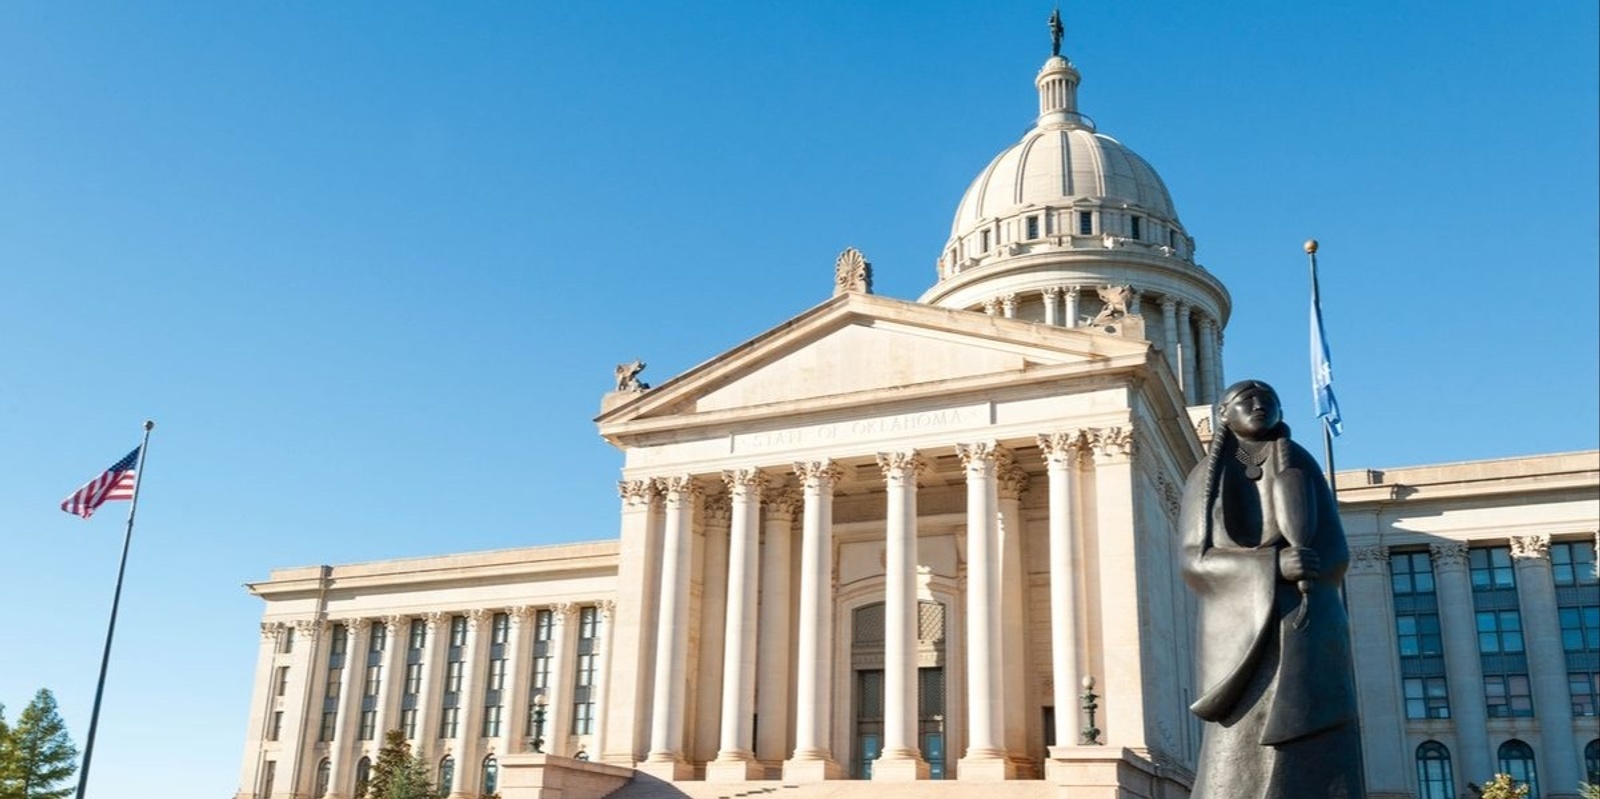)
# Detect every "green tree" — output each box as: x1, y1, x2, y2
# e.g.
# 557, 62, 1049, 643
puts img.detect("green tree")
1578, 783, 1599, 799
1478, 773, 1530, 799
0, 689, 78, 799
359, 729, 436, 799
